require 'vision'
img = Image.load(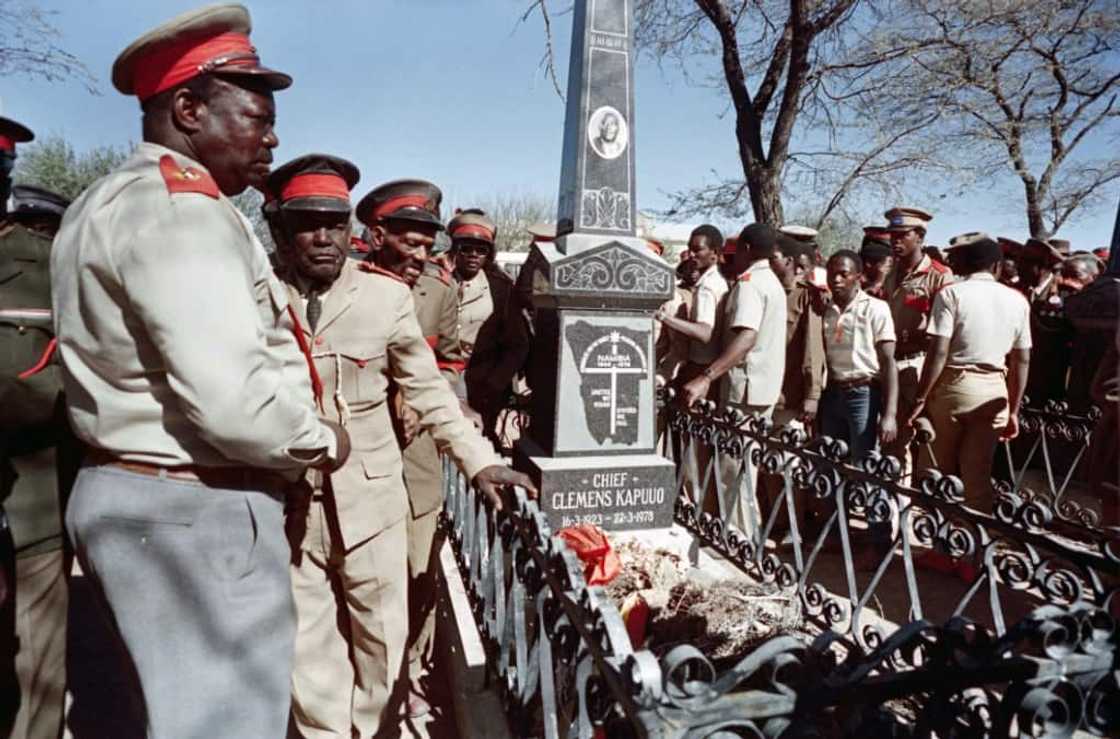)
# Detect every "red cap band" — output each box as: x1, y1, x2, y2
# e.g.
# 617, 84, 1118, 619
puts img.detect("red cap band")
451, 223, 495, 242
372, 194, 431, 220
280, 173, 350, 203
0, 136, 13, 153
133, 32, 258, 101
